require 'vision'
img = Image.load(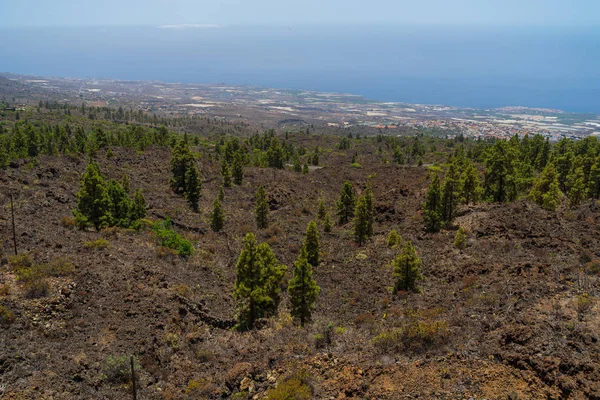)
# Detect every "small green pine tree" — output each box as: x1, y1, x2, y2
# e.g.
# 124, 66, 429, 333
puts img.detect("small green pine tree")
288, 246, 320, 327
317, 198, 326, 220
454, 227, 467, 249
169, 138, 194, 194
107, 179, 131, 227
121, 174, 130, 193
530, 163, 562, 211
130, 189, 147, 220
73, 162, 112, 230
232, 152, 244, 185
255, 185, 269, 229
302, 162, 309, 174
353, 196, 369, 246
336, 181, 355, 225
210, 197, 224, 232
323, 213, 333, 233
387, 229, 401, 247
184, 163, 202, 212
392, 241, 423, 293
304, 220, 320, 268
423, 173, 443, 232
222, 161, 232, 188
218, 184, 225, 202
